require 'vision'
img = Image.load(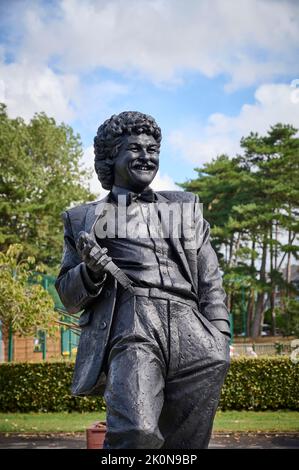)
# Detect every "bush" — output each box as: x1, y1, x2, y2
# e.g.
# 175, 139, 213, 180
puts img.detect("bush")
220, 357, 299, 410
0, 362, 105, 412
0, 357, 298, 412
